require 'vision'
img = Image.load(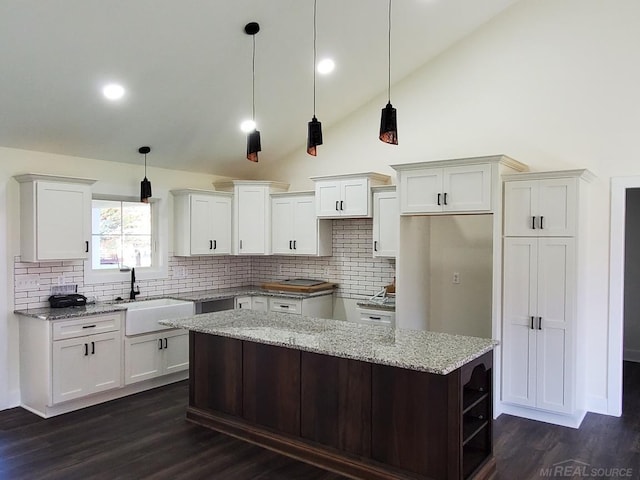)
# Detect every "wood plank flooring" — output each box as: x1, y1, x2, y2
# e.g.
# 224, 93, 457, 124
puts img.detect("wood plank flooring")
1, 362, 639, 479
